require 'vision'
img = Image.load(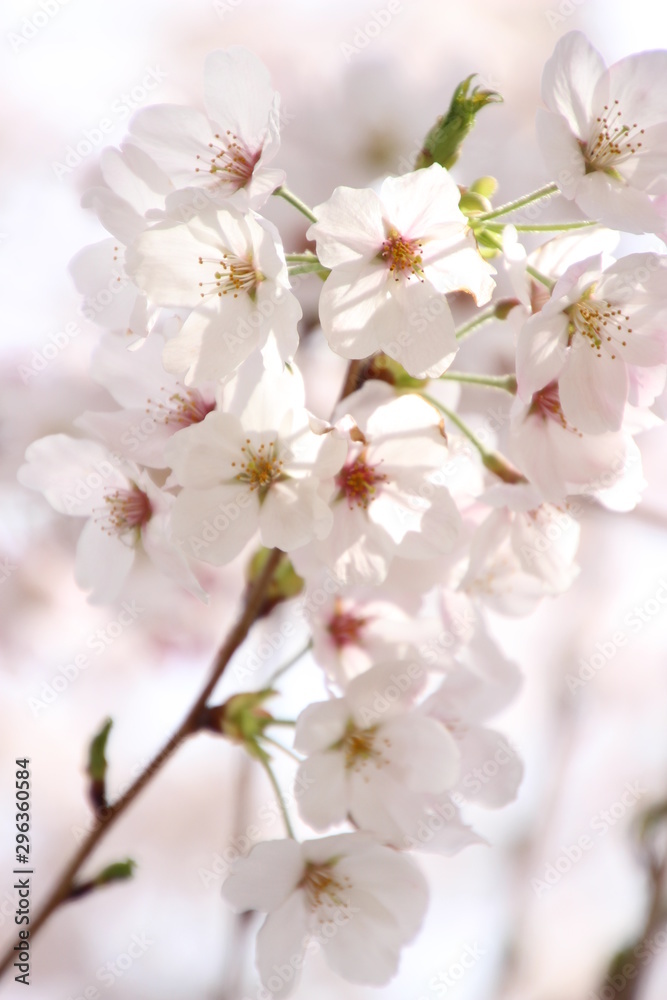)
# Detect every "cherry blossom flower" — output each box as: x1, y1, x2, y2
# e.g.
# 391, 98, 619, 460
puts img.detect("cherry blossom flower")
509, 381, 644, 503
516, 252, 667, 433
307, 163, 495, 377
17, 435, 205, 603
222, 832, 428, 993
69, 143, 171, 336
165, 367, 346, 565
537, 31, 667, 233
457, 485, 580, 616
129, 47, 285, 213
292, 381, 462, 585
126, 206, 300, 385
294, 661, 460, 843
75, 332, 217, 468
